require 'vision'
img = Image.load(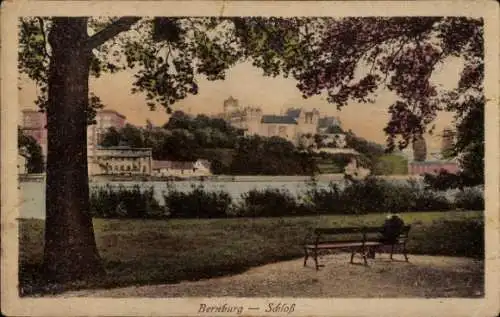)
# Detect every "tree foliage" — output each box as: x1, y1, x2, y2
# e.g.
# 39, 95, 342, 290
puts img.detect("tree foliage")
229, 135, 317, 175
100, 111, 242, 161
17, 127, 45, 173
412, 134, 427, 162
100, 116, 317, 175
20, 16, 484, 156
